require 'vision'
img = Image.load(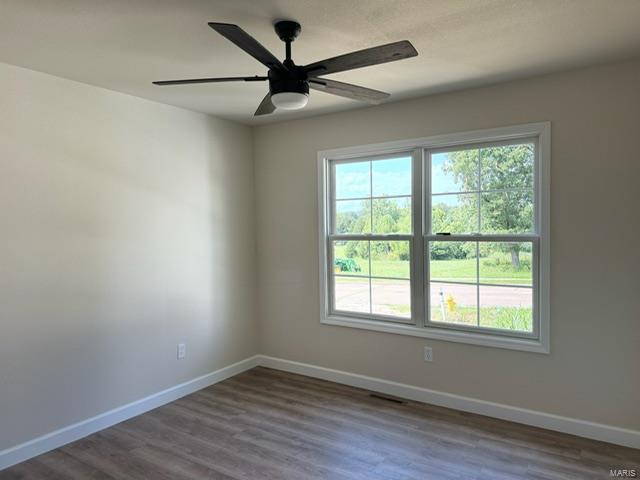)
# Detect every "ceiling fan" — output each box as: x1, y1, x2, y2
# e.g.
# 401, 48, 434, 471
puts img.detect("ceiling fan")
153, 21, 418, 116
